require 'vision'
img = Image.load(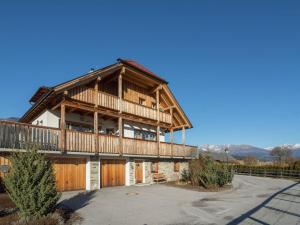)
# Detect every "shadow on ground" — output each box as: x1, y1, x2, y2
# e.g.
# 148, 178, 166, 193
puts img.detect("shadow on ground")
58, 190, 97, 212
227, 181, 300, 225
